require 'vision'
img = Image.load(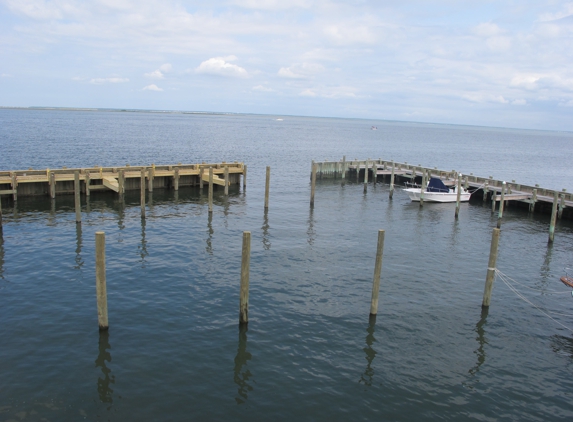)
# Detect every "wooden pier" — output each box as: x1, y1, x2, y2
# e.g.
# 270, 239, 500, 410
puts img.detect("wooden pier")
310, 158, 572, 220
0, 162, 246, 200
